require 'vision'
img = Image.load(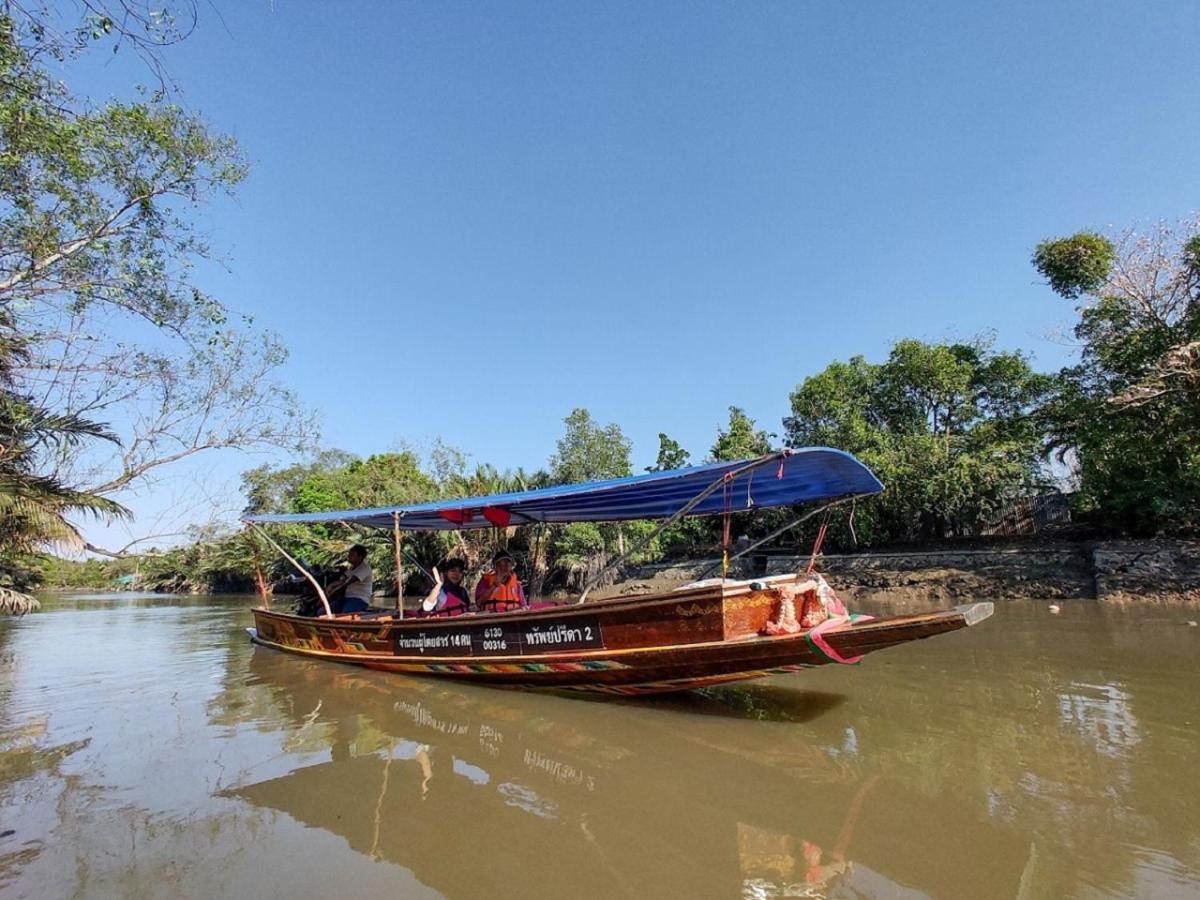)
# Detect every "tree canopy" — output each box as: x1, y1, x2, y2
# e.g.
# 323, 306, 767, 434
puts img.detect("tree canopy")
0, 4, 315, 608
1035, 220, 1200, 533
0, 307, 125, 611
647, 433, 690, 472
709, 406, 772, 462
550, 408, 632, 484
785, 338, 1051, 543
0, 7, 314, 557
